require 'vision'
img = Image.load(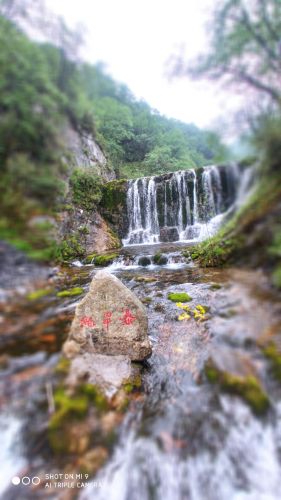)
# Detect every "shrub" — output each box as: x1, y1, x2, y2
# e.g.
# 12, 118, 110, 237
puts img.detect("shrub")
70, 168, 103, 210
